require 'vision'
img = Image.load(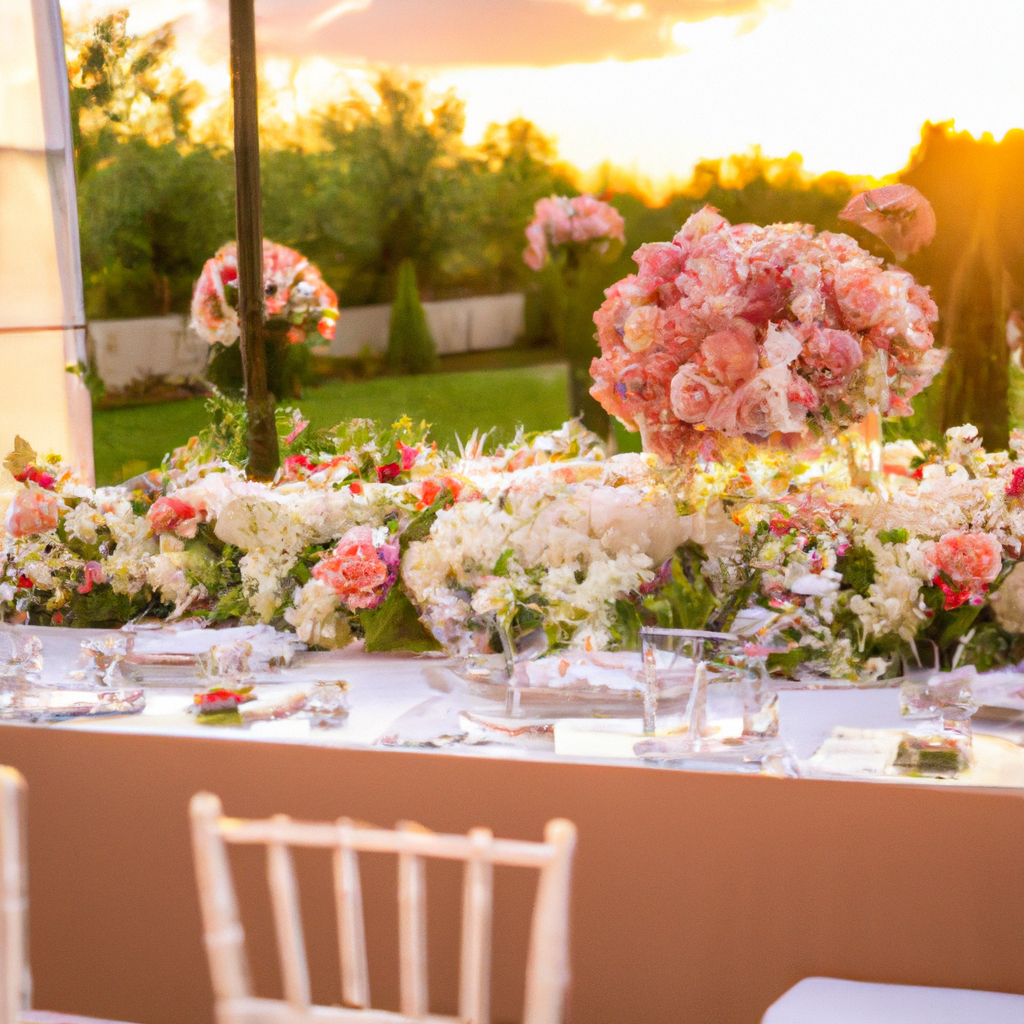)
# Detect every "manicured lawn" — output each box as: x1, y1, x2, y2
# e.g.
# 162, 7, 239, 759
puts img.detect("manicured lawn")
93, 363, 627, 484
